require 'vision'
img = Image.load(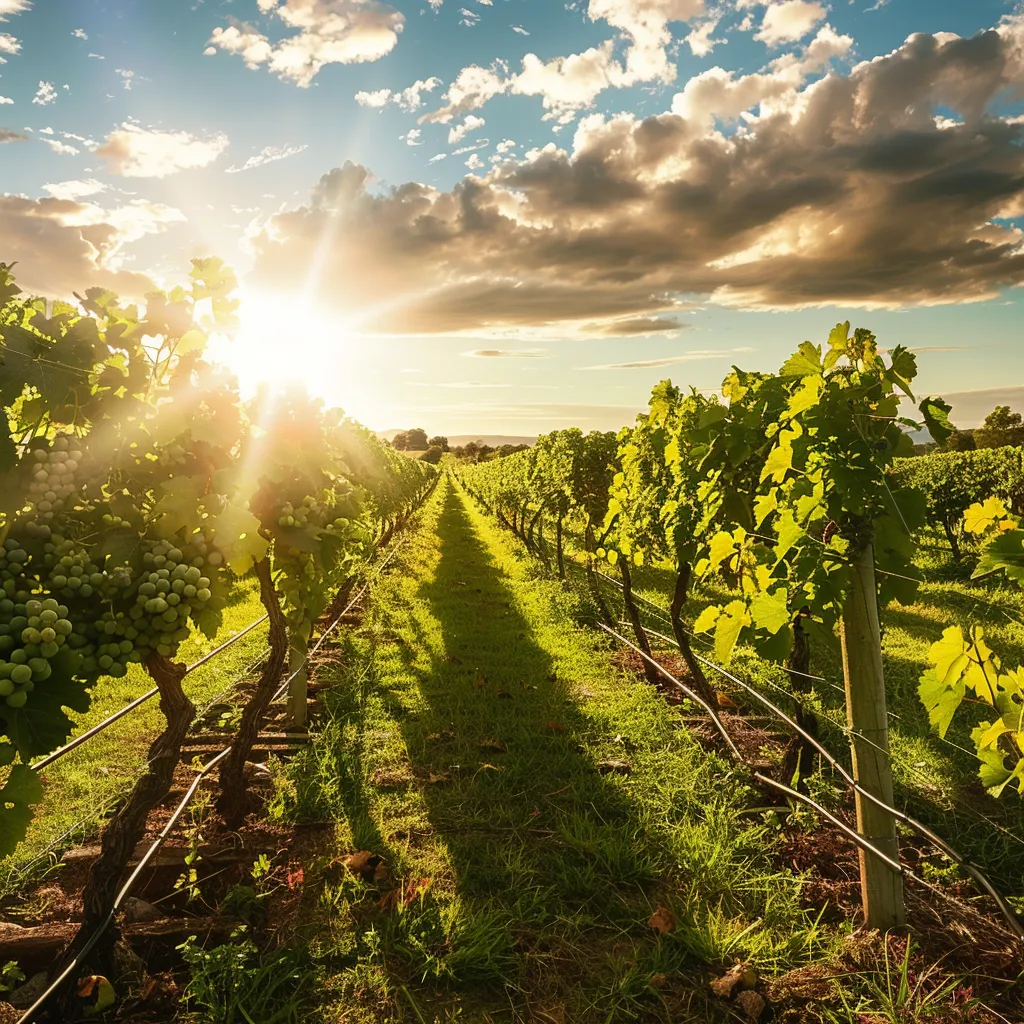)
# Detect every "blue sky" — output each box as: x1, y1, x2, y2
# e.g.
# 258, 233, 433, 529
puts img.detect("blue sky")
2, 0, 1023, 435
